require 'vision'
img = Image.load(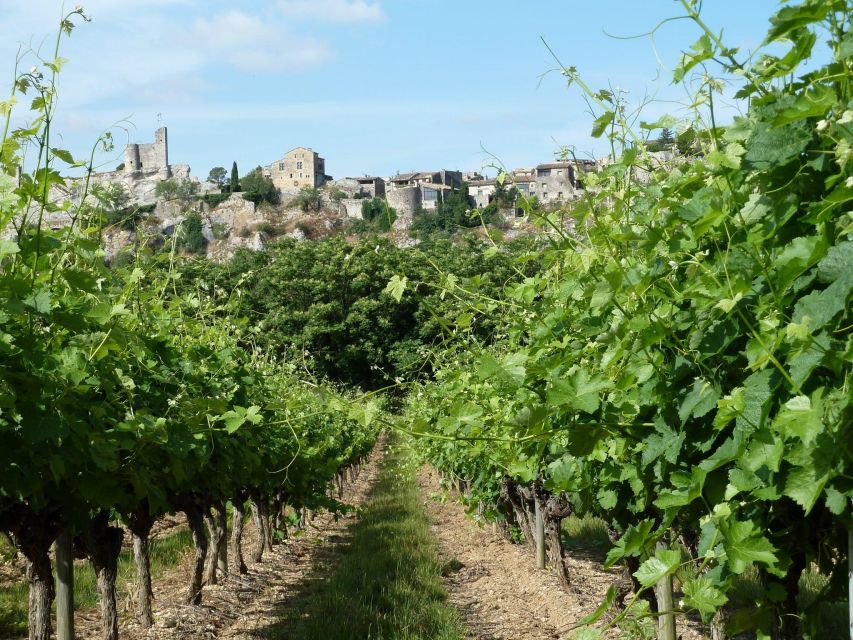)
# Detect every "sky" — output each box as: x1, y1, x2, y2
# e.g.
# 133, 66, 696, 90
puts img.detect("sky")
0, 1, 800, 181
